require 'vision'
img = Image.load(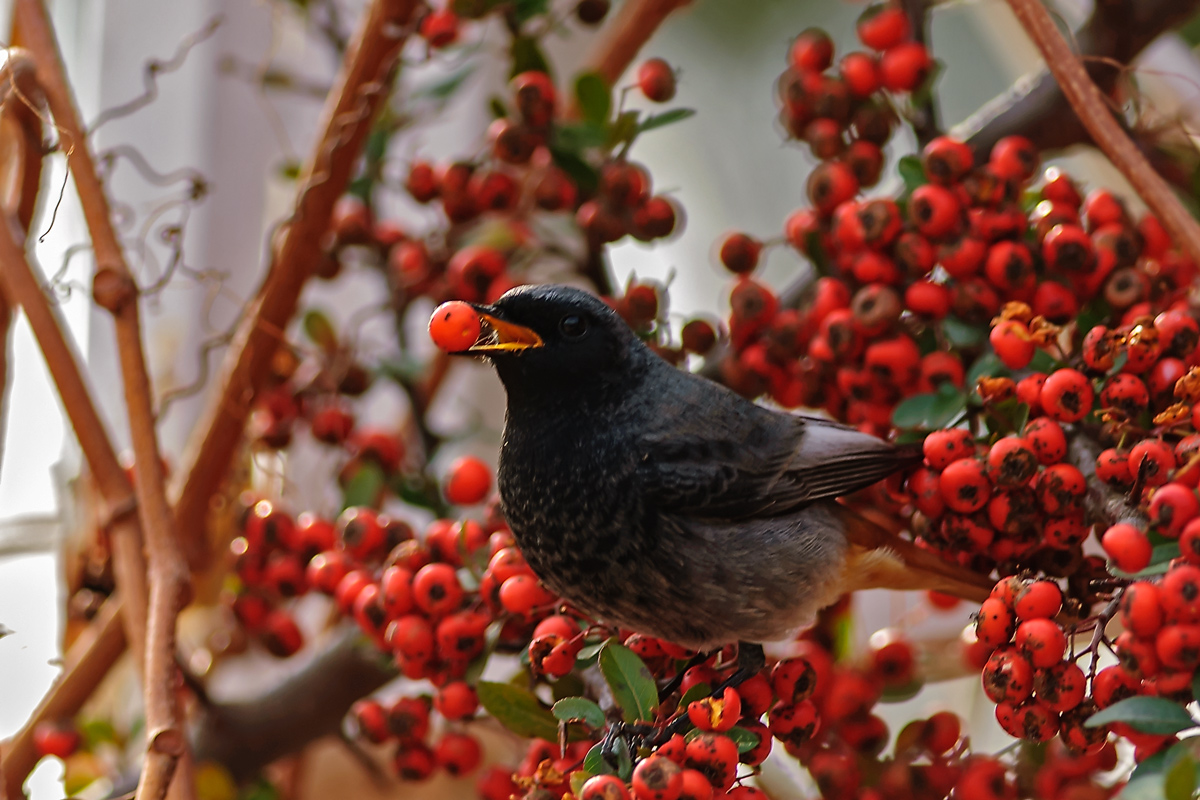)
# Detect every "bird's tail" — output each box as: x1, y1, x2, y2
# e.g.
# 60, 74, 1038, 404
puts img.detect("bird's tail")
831, 502, 993, 603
